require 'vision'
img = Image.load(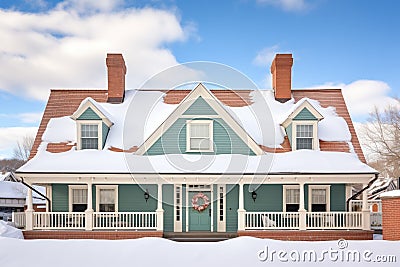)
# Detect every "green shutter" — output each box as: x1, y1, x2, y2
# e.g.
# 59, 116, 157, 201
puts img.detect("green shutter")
51, 184, 69, 212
